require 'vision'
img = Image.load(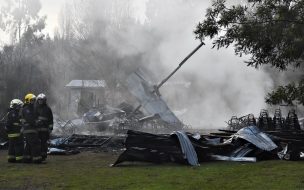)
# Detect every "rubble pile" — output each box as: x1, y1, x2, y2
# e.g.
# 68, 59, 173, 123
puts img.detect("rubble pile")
1, 106, 304, 166
112, 108, 304, 166
1, 67, 304, 166
227, 109, 302, 132
48, 134, 125, 155
53, 102, 184, 136
113, 125, 304, 166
